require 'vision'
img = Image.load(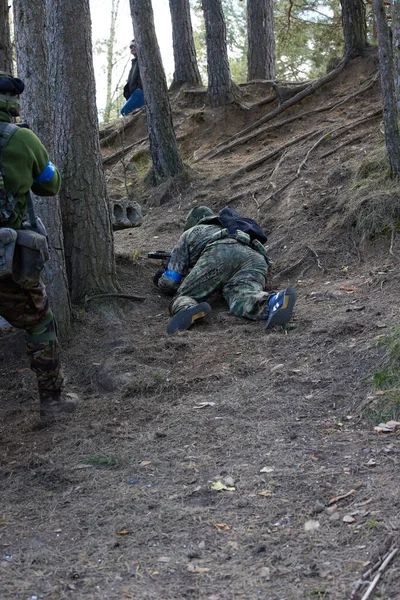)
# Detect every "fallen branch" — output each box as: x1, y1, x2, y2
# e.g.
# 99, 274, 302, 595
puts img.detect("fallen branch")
359, 547, 398, 600
103, 143, 136, 166
389, 226, 397, 257
100, 108, 145, 147
349, 539, 395, 600
306, 245, 325, 272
